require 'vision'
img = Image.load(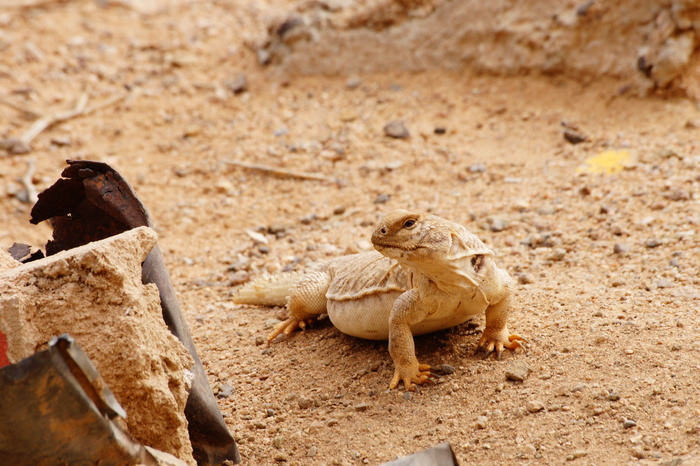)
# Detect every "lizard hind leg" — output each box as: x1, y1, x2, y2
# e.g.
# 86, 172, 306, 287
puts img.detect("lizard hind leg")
267, 270, 330, 343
